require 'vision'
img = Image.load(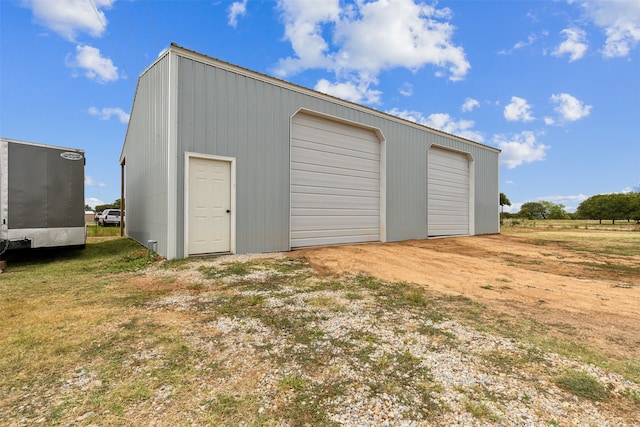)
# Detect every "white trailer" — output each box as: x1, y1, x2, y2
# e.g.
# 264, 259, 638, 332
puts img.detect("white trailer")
0, 138, 86, 254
